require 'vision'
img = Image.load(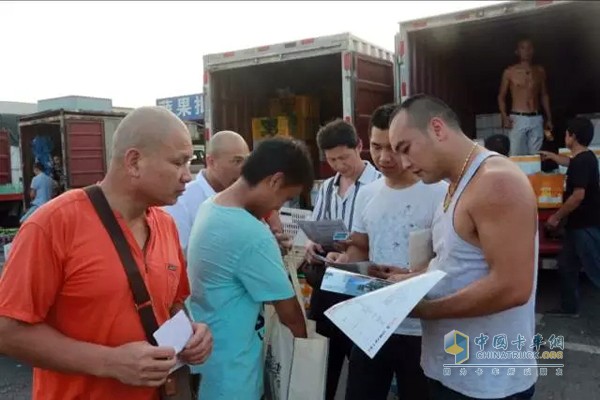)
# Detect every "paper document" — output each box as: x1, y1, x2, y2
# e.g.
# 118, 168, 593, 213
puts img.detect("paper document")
297, 219, 349, 248
321, 267, 391, 297
408, 228, 434, 269
153, 310, 193, 372
325, 270, 446, 358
